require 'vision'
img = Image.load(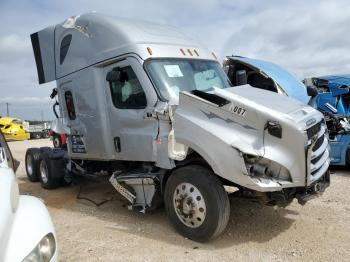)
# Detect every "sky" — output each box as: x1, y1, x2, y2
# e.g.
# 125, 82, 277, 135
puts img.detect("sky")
0, 0, 349, 120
